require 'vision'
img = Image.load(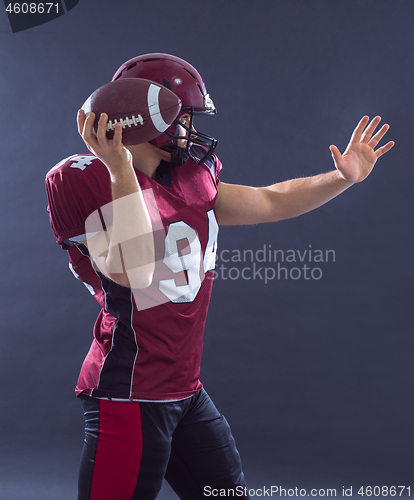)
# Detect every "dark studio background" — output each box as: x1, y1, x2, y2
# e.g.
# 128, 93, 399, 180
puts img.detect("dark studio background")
0, 1, 412, 498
